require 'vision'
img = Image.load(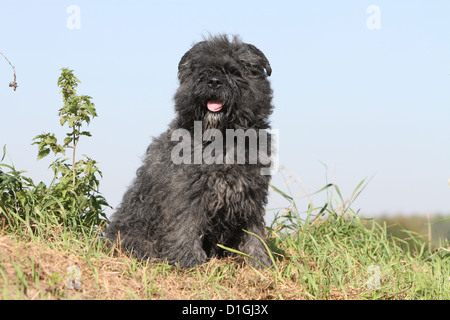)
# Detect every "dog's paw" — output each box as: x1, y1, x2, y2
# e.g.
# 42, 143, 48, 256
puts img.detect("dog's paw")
247, 252, 273, 269
175, 249, 208, 268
